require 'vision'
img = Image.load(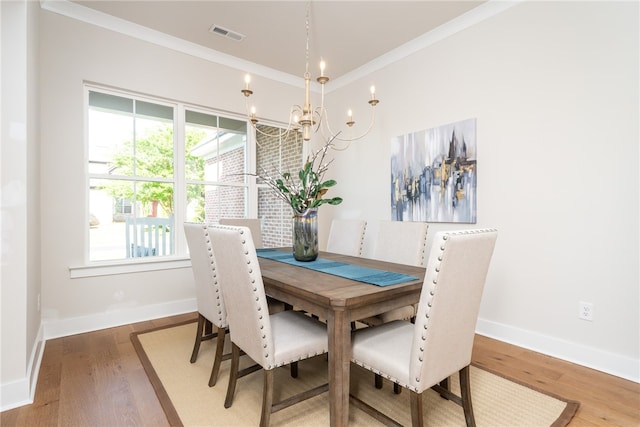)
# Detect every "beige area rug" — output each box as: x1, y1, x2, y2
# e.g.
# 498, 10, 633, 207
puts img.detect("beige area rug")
131, 320, 579, 427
